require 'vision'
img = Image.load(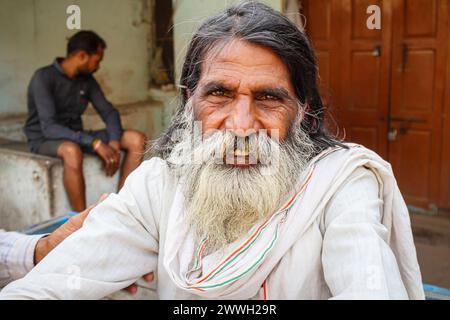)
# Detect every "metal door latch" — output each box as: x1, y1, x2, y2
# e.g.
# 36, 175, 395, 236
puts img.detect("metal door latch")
372, 45, 381, 57
388, 128, 397, 141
